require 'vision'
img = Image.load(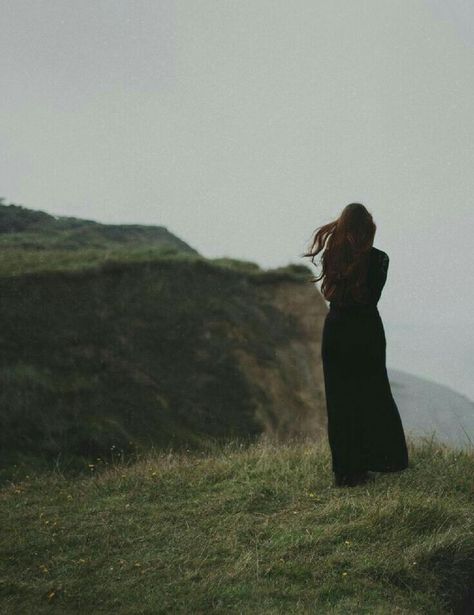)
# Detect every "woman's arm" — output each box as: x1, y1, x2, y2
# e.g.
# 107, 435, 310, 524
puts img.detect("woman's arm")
370, 251, 389, 304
